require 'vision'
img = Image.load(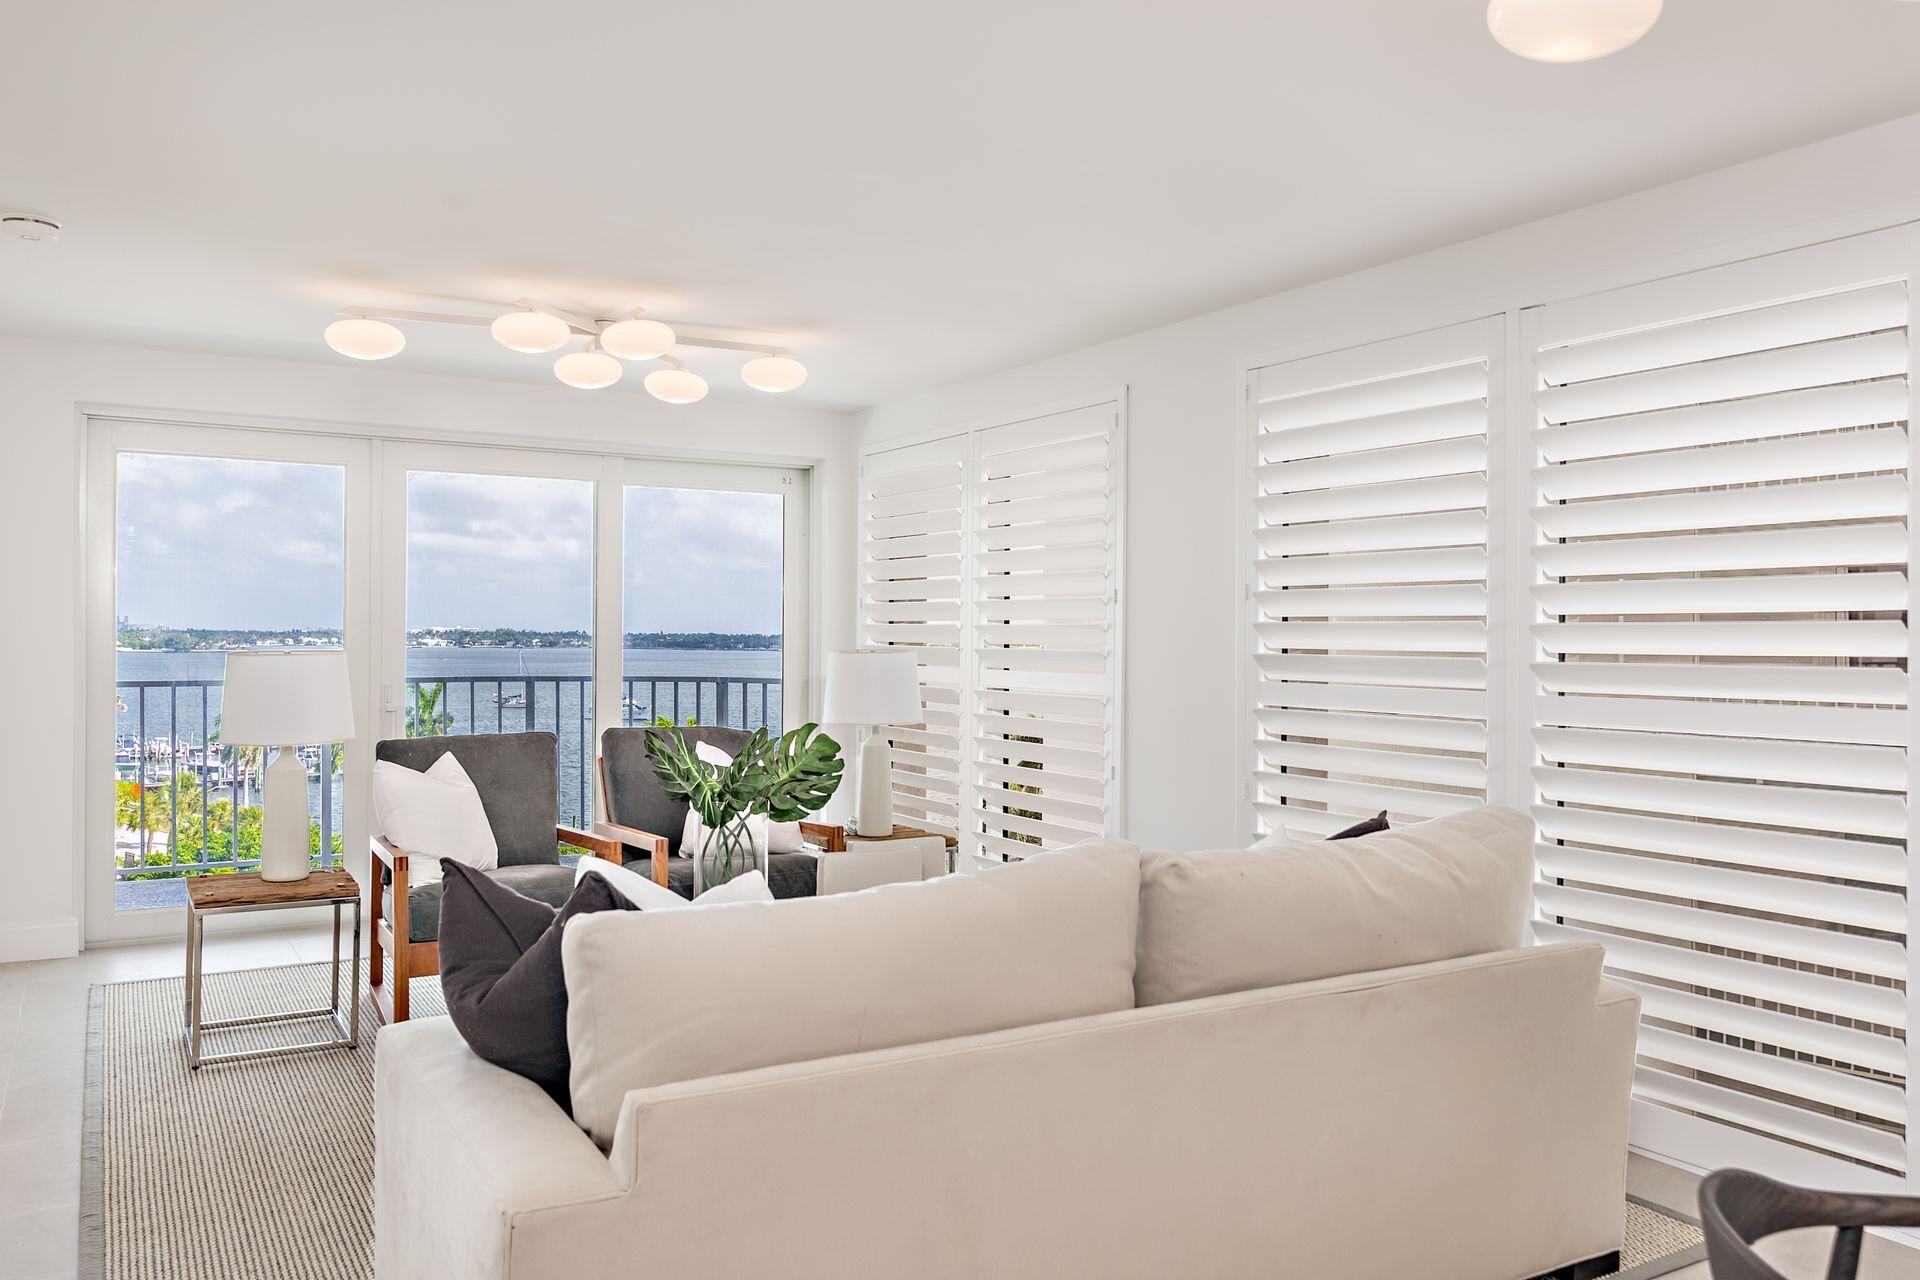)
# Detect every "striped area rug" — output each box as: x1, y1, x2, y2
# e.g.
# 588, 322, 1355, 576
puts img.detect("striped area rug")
82, 962, 1705, 1279
82, 963, 442, 1280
